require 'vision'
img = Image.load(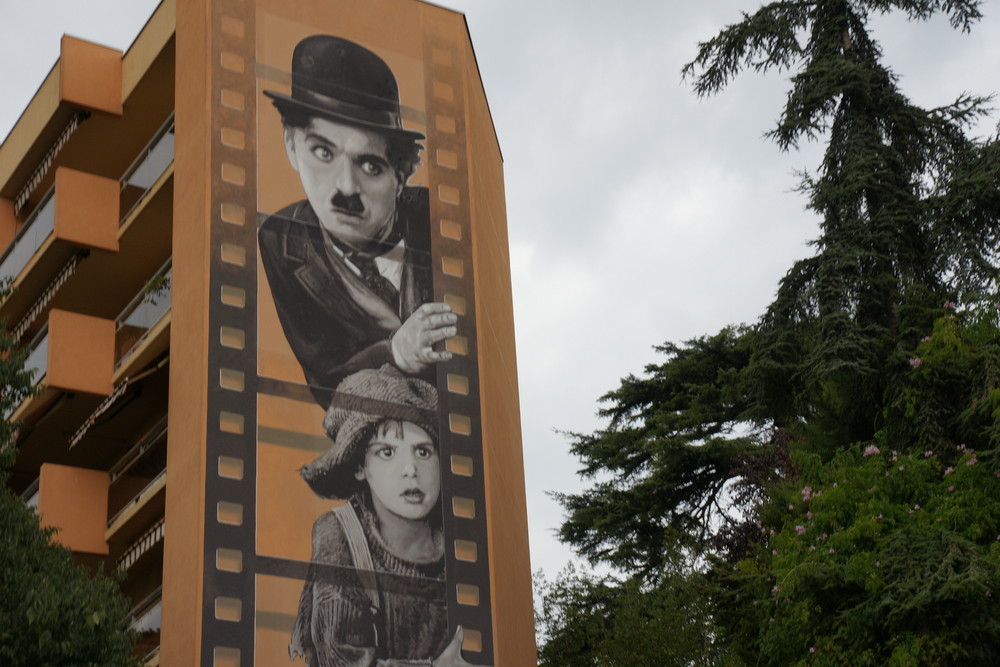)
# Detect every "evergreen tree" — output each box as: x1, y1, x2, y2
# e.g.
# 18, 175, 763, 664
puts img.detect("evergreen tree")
0, 289, 138, 667
545, 0, 1000, 663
